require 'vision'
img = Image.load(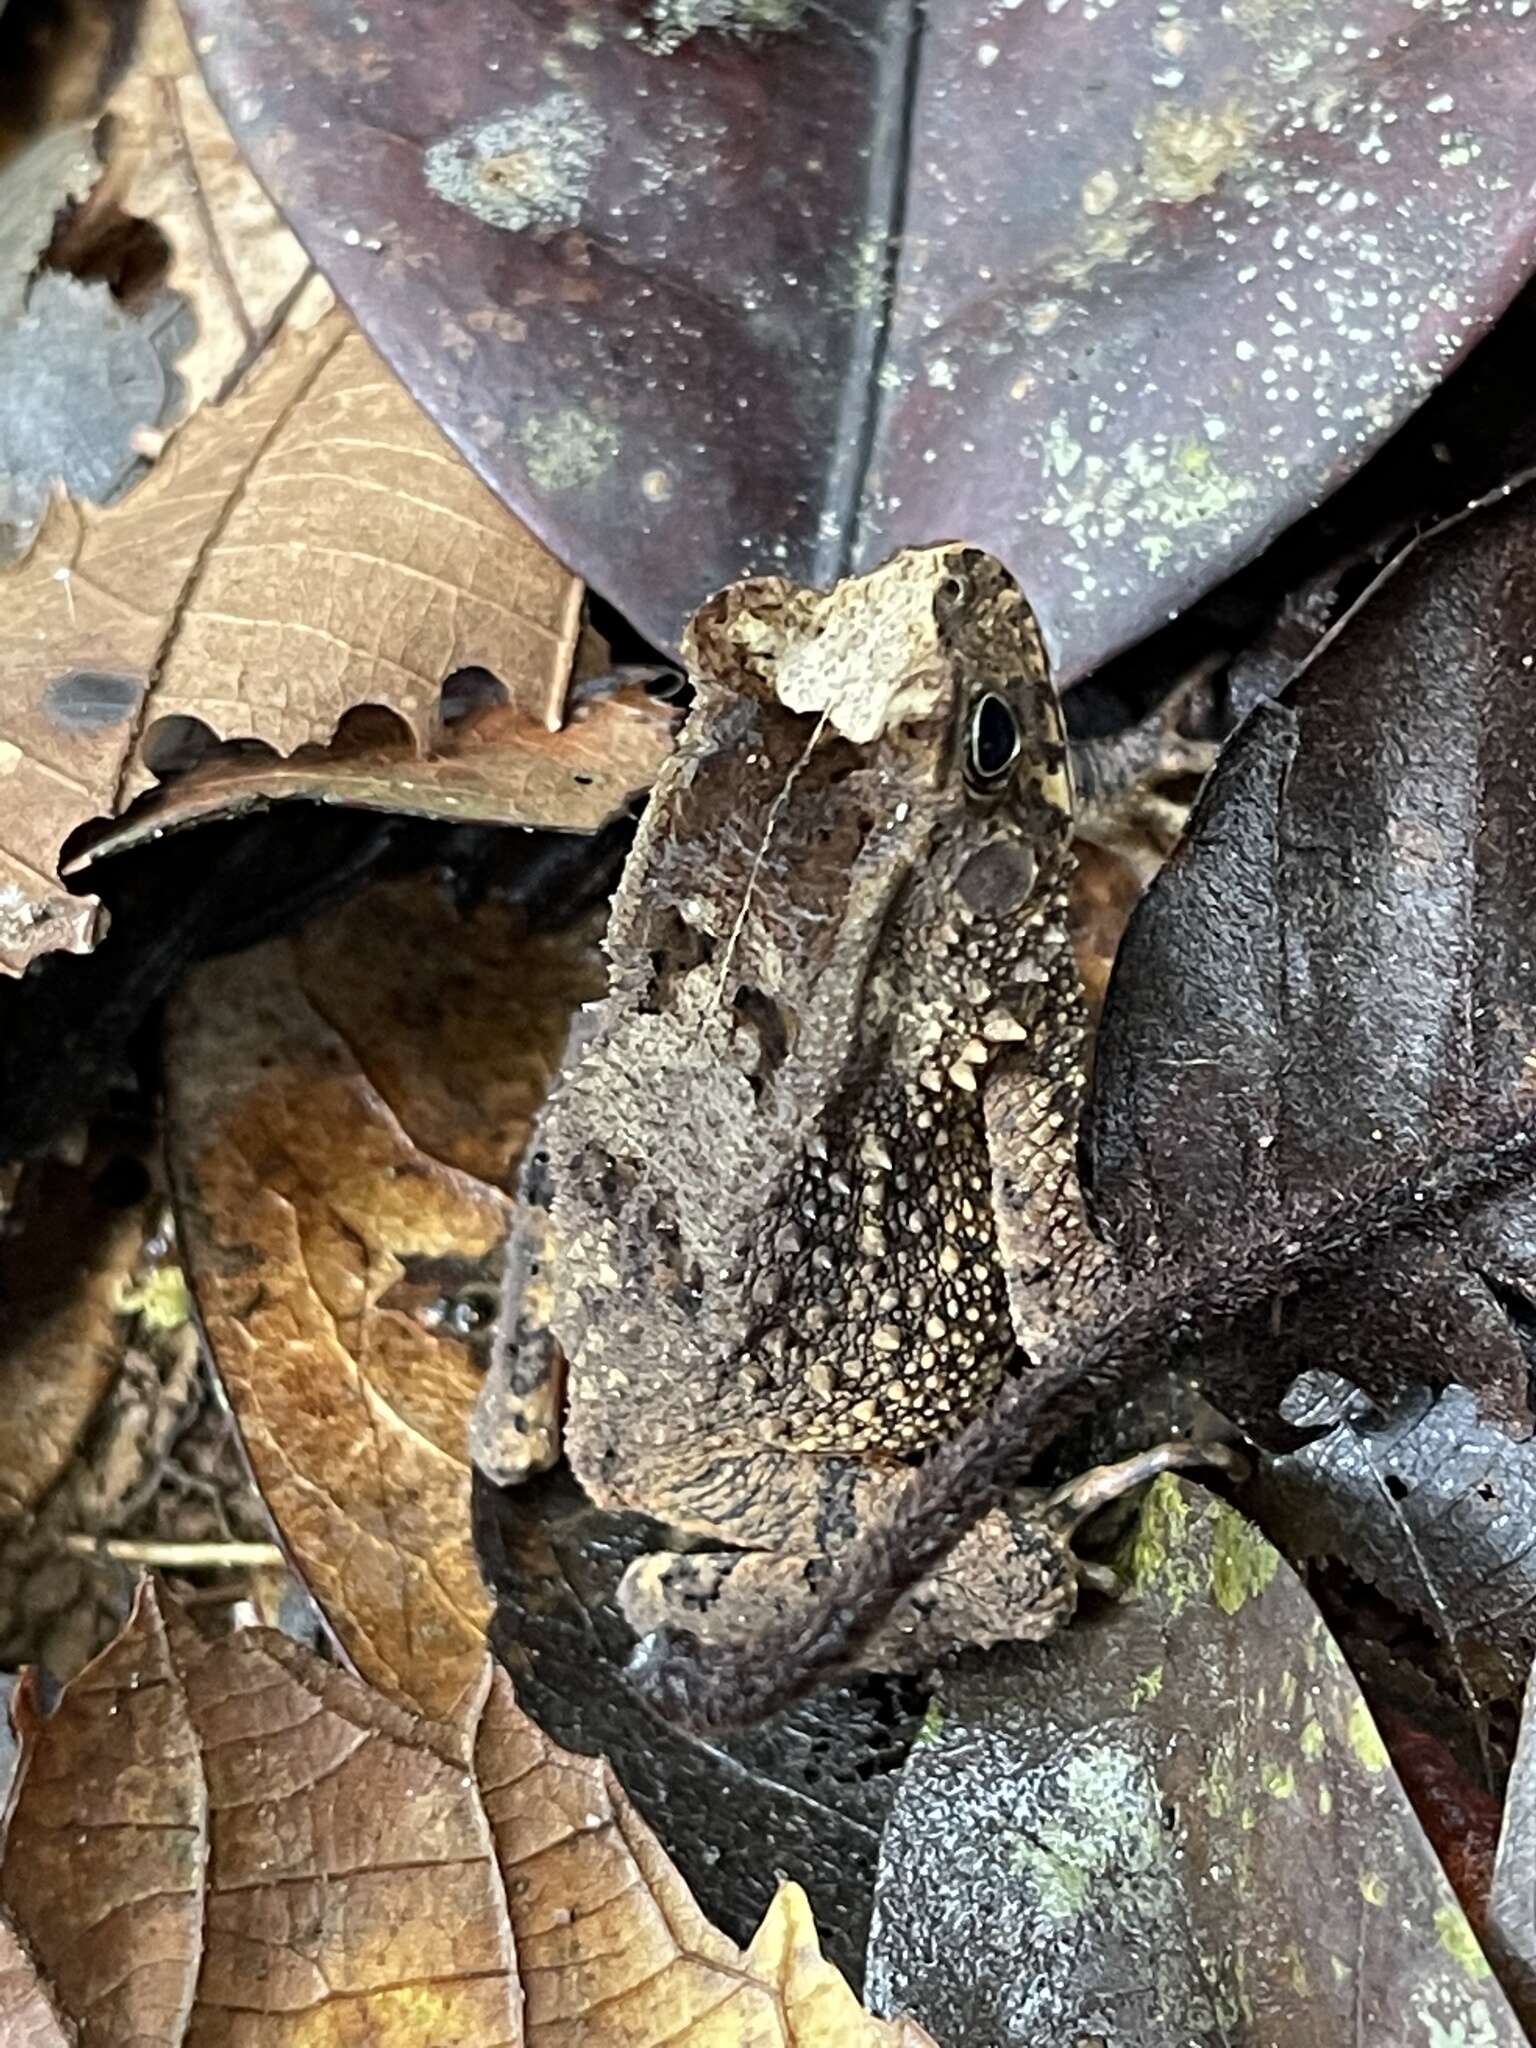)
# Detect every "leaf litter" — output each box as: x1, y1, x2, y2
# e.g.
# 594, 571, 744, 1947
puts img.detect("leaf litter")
0, 1582, 933, 2047
8, 0, 1536, 2038
184, 0, 1536, 671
